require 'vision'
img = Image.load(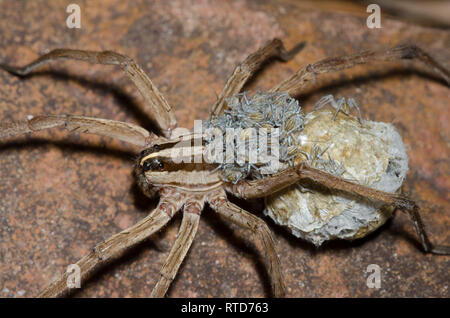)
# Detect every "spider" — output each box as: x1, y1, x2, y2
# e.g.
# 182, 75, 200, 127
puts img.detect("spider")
0, 38, 449, 297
